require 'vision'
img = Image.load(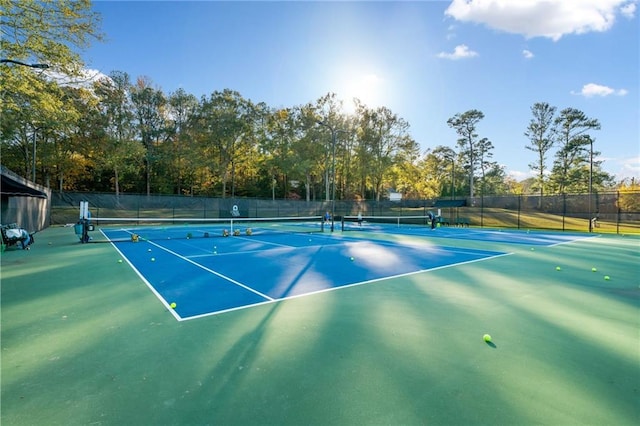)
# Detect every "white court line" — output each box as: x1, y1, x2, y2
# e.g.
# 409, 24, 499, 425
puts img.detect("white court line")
188, 245, 295, 259
180, 251, 514, 321
104, 228, 274, 303
101, 229, 182, 320
548, 234, 600, 247
103, 228, 512, 322
145, 239, 274, 301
